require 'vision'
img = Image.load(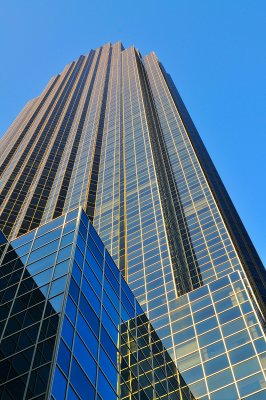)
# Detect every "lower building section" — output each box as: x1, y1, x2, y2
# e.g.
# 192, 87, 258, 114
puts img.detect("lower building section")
0, 208, 193, 400
170, 272, 266, 399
